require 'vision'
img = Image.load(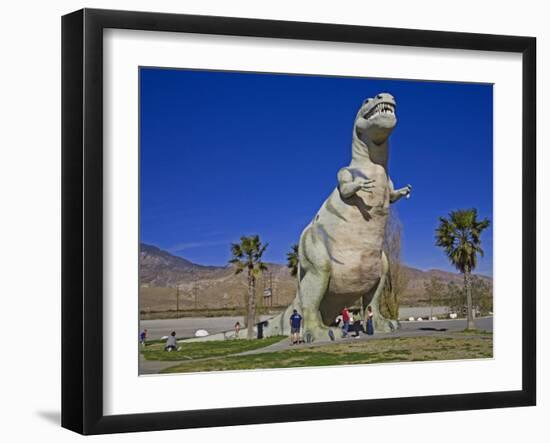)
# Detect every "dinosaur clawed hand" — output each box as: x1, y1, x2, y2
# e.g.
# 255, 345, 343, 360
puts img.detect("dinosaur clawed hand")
355, 178, 376, 193
399, 184, 412, 198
